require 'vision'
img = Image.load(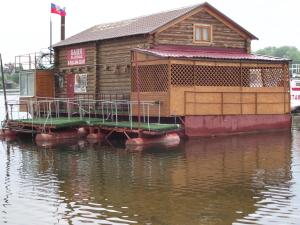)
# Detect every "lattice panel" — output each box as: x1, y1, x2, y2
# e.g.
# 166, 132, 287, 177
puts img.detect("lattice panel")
171, 64, 194, 86
194, 66, 240, 86
171, 64, 286, 88
241, 67, 284, 87
132, 64, 168, 92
